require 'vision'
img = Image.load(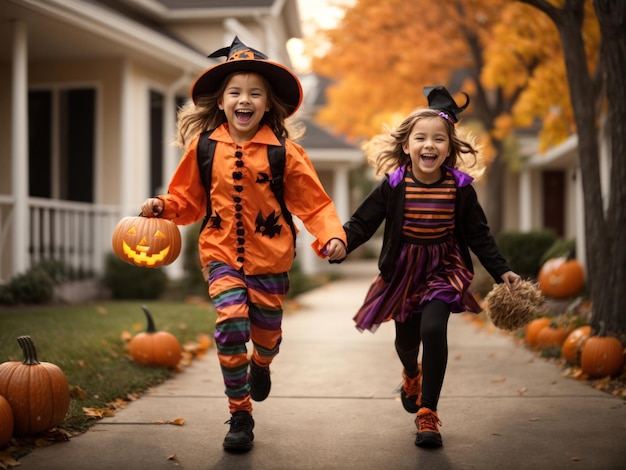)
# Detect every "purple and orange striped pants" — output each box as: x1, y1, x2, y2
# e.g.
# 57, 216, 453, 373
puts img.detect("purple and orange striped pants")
208, 261, 289, 413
